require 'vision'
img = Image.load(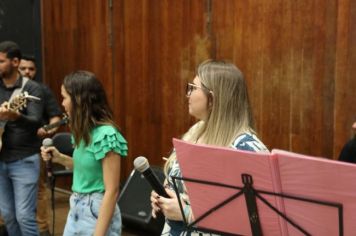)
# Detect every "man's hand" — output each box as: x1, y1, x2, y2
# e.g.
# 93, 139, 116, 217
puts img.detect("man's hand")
37, 127, 49, 138
37, 116, 61, 138
0, 103, 20, 121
